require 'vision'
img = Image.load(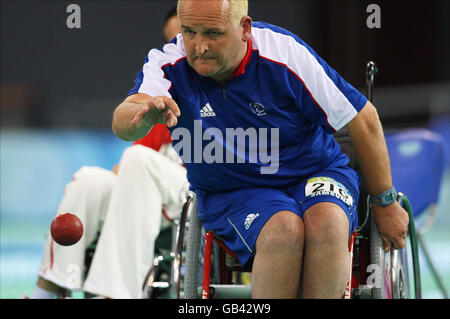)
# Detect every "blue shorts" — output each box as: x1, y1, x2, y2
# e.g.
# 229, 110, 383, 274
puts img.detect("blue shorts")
195, 166, 360, 267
